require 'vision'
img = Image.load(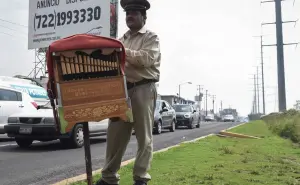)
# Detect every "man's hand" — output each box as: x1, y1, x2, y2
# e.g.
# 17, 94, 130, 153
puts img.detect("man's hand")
125, 34, 160, 68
